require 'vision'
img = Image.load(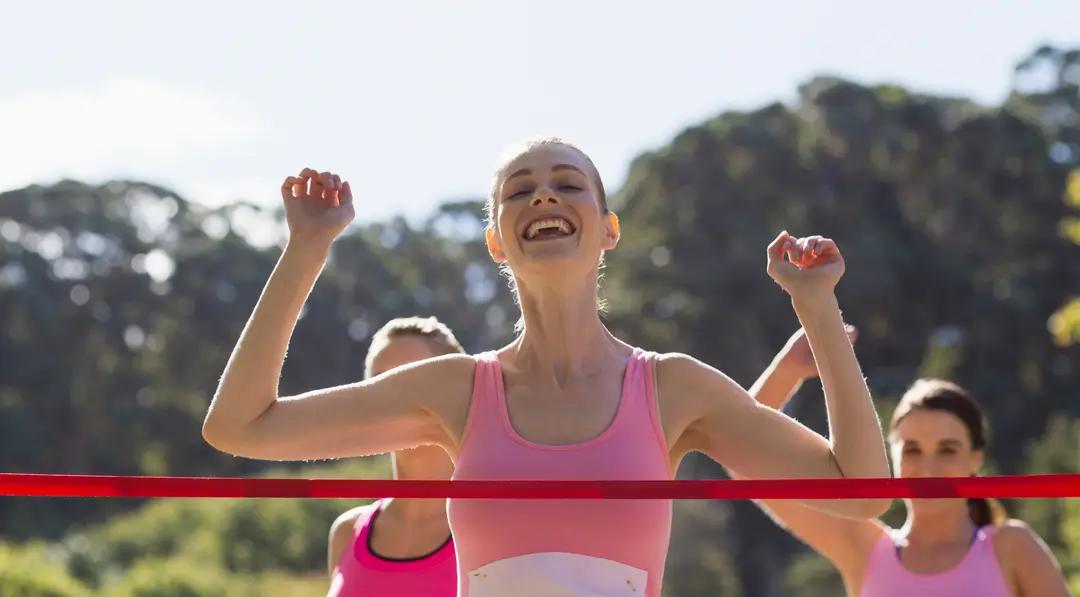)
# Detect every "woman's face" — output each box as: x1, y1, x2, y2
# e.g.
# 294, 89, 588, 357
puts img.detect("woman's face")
486, 144, 618, 278
890, 408, 985, 515
890, 409, 983, 479
369, 336, 442, 377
